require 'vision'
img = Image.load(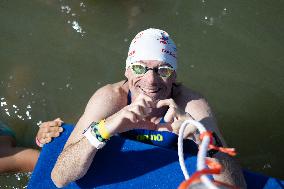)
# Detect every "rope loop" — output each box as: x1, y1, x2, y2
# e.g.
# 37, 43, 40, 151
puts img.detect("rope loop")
177, 119, 239, 189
